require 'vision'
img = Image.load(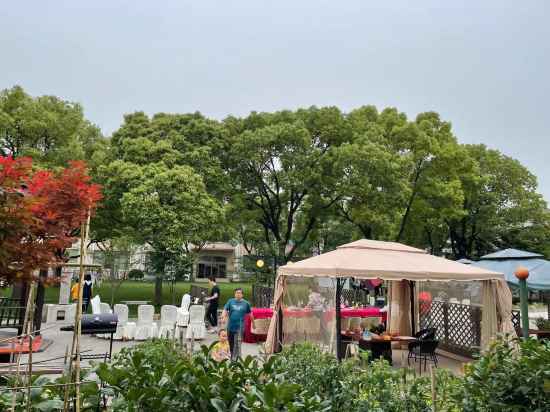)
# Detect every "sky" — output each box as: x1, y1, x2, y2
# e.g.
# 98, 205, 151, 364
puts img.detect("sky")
1, 1, 549, 200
